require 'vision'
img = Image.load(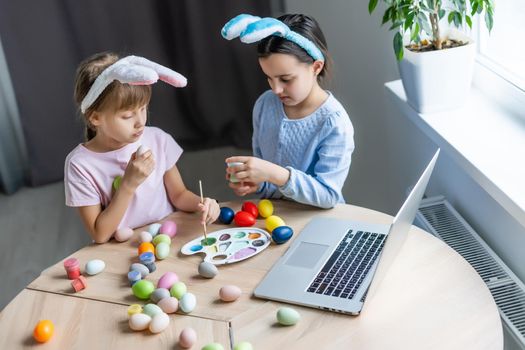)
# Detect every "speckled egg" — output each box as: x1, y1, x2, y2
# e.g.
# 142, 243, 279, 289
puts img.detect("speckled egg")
115, 227, 133, 242
234, 341, 254, 350
152, 233, 171, 246
158, 271, 179, 290
149, 312, 170, 333
132, 280, 155, 300
148, 223, 162, 237
157, 296, 178, 314
179, 293, 196, 313
202, 343, 225, 350
155, 242, 170, 260
179, 327, 197, 349
150, 288, 171, 303
198, 261, 218, 278
219, 285, 242, 302
159, 220, 177, 238
129, 313, 151, 331
276, 307, 300, 326
170, 282, 187, 300
85, 259, 105, 275
258, 199, 274, 218
272, 226, 294, 244
130, 263, 149, 278
139, 231, 153, 243
265, 215, 285, 233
